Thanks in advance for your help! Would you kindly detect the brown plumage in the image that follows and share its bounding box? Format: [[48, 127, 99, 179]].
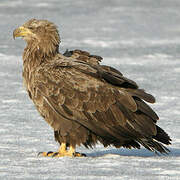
[[13, 19, 171, 157]]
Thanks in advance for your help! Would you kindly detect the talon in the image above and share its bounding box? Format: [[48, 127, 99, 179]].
[[47, 151, 54, 156], [38, 151, 56, 157], [73, 152, 86, 157], [38, 152, 50, 157], [52, 152, 59, 157], [38, 152, 43, 156], [37, 143, 86, 158]]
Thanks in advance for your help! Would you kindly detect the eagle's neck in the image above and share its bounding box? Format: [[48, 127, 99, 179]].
[[22, 42, 59, 92], [23, 41, 59, 63], [23, 41, 59, 69]]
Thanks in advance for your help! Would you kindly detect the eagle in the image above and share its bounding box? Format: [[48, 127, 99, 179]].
[[13, 19, 171, 157]]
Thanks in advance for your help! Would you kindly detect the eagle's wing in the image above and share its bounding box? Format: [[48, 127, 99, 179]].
[[63, 49, 102, 65], [33, 55, 159, 148], [63, 49, 155, 103]]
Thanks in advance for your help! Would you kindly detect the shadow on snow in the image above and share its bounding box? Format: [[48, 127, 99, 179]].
[[85, 147, 180, 158]]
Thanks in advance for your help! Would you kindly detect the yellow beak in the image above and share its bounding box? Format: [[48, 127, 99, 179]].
[[13, 26, 33, 39]]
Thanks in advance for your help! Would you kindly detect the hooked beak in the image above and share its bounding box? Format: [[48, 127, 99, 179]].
[[13, 26, 33, 40]]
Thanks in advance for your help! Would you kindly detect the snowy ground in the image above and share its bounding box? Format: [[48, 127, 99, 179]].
[[0, 0, 180, 179]]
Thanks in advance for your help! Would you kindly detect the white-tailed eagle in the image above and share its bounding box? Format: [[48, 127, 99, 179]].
[[13, 19, 171, 157]]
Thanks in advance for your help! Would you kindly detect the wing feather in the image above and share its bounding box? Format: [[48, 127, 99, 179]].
[[33, 57, 158, 148]]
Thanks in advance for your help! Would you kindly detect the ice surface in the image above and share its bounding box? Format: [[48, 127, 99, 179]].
[[0, 0, 180, 179]]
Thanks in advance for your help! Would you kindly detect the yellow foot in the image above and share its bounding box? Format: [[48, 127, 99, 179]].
[[38, 151, 86, 157]]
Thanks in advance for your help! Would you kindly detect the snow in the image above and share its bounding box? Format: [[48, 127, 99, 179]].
[[0, 0, 180, 179]]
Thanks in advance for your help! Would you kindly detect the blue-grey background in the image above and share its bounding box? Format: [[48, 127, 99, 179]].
[[0, 0, 180, 179]]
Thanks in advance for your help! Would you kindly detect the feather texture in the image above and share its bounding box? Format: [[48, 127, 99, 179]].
[[14, 19, 171, 154]]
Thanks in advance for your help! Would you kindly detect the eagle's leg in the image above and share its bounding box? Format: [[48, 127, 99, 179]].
[[39, 143, 86, 157], [53, 144, 86, 157], [68, 145, 86, 157], [38, 142, 67, 157]]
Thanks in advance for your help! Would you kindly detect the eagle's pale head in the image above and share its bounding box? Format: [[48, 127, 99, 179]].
[[13, 19, 60, 56]]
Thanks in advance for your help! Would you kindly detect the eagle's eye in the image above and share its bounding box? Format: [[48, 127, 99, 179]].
[[28, 26, 34, 30]]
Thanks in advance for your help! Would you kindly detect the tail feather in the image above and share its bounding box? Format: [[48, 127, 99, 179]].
[[122, 140, 141, 149], [153, 125, 171, 145], [138, 138, 170, 154]]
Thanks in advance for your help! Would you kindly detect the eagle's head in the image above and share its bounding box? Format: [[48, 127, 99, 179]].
[[13, 19, 60, 56]]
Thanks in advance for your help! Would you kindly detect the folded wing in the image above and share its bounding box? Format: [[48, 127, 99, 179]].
[[33, 52, 170, 153]]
